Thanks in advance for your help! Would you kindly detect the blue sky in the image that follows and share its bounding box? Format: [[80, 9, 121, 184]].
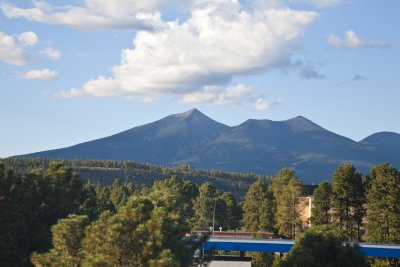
[[1, 0, 399, 158]]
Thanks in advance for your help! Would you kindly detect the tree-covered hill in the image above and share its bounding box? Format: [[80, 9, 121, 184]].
[[3, 157, 269, 199]]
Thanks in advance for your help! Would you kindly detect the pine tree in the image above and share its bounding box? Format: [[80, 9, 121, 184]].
[[311, 180, 332, 226], [331, 163, 366, 241], [243, 180, 275, 233], [31, 215, 89, 267], [192, 183, 218, 231], [277, 226, 368, 267], [275, 178, 303, 238], [366, 163, 400, 243], [270, 169, 303, 238], [220, 192, 241, 230]]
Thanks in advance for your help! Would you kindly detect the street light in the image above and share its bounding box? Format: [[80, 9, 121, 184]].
[[212, 197, 216, 235]]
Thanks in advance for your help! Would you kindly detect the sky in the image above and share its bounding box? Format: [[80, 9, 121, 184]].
[[1, 0, 399, 158]]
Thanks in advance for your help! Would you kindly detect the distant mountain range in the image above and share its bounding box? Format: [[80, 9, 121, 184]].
[[19, 109, 400, 184]]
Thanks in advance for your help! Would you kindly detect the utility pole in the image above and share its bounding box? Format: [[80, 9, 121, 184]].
[[212, 197, 216, 235]]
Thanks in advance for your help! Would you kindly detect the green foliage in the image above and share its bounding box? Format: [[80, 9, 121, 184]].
[[331, 163, 366, 241], [94, 184, 114, 214], [109, 178, 129, 209], [366, 163, 400, 243], [0, 162, 88, 266], [278, 226, 369, 267], [81, 195, 193, 266], [246, 251, 276, 267], [243, 180, 275, 232], [151, 176, 198, 222], [370, 259, 392, 267], [192, 182, 241, 231], [78, 183, 98, 220], [21, 169, 205, 267], [4, 157, 268, 199], [5, 157, 400, 266], [311, 180, 332, 226], [31, 214, 89, 267], [272, 169, 304, 238], [193, 182, 218, 230], [0, 167, 28, 266], [220, 192, 242, 230]]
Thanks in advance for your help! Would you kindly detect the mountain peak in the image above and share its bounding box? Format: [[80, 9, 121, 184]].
[[361, 131, 400, 144], [173, 108, 202, 118], [285, 116, 325, 133]]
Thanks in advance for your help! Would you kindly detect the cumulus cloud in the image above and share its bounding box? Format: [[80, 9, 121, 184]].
[[43, 46, 61, 59], [328, 30, 389, 49], [179, 84, 280, 110], [181, 84, 247, 103], [0, 31, 38, 65], [17, 31, 38, 46], [14, 68, 58, 80], [254, 98, 282, 110], [0, 0, 190, 30], [63, 0, 317, 104]]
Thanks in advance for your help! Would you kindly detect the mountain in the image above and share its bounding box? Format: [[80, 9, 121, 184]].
[[19, 109, 400, 184], [360, 132, 400, 167]]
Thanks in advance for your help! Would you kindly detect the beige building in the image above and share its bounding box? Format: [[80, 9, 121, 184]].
[[299, 196, 313, 228]]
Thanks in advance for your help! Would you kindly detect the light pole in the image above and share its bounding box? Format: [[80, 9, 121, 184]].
[[212, 197, 216, 235]]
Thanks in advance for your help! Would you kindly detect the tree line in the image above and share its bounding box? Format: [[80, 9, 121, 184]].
[[1, 159, 400, 266], [3, 157, 270, 199], [0, 161, 242, 266]]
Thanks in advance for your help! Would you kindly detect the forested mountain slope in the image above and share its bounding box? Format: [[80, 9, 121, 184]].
[[18, 109, 400, 183]]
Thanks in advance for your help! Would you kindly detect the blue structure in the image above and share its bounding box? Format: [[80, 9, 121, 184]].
[[204, 238, 400, 258]]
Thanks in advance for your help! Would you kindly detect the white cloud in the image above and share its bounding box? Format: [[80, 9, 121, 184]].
[[297, 0, 343, 7], [180, 84, 251, 105], [0, 0, 189, 30], [43, 47, 61, 59], [65, 0, 317, 103], [180, 84, 280, 110], [0, 31, 38, 65], [14, 69, 58, 80], [328, 30, 389, 49], [254, 98, 281, 110], [17, 31, 38, 46]]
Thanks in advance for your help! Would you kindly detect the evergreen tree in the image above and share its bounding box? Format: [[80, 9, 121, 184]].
[[243, 179, 277, 266], [150, 175, 199, 232], [220, 192, 241, 230], [331, 164, 366, 241], [366, 163, 400, 243], [311, 180, 332, 226], [31, 215, 89, 267], [270, 169, 303, 238], [78, 182, 98, 220], [277, 226, 368, 267], [0, 164, 28, 267], [109, 178, 129, 209], [82, 196, 193, 266], [275, 178, 303, 238], [0, 162, 88, 266], [243, 180, 275, 233], [271, 168, 294, 198], [193, 183, 218, 230], [95, 184, 114, 214]]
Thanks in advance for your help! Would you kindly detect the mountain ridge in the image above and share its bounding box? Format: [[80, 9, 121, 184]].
[[17, 109, 400, 183]]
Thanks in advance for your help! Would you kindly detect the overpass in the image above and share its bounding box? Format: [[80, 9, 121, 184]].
[[204, 238, 400, 258]]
